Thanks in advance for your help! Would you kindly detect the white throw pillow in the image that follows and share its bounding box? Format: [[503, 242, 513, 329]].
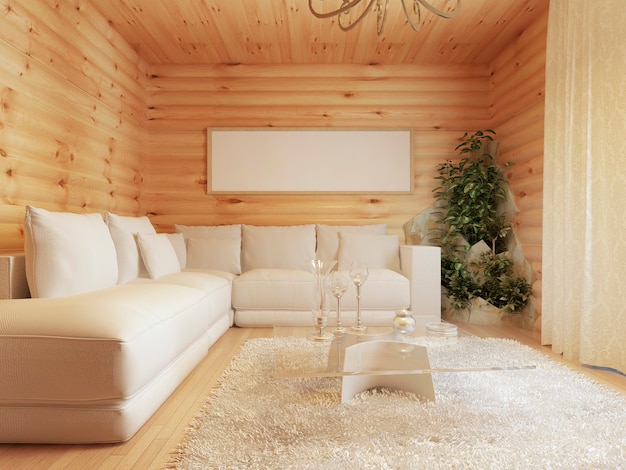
[[23, 206, 118, 298], [165, 233, 187, 269], [104, 212, 156, 284], [241, 225, 316, 271], [186, 238, 242, 274], [337, 231, 401, 273], [136, 233, 181, 279], [316, 224, 387, 261], [174, 224, 241, 240]]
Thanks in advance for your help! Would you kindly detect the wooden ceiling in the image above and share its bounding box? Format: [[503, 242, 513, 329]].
[[91, 0, 549, 66]]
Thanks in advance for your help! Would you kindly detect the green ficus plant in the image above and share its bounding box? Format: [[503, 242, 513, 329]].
[[433, 129, 509, 249], [433, 130, 532, 314]]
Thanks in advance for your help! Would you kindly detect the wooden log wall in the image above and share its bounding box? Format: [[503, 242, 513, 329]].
[[143, 63, 493, 240], [0, 0, 546, 328], [490, 8, 548, 329], [0, 0, 148, 252]]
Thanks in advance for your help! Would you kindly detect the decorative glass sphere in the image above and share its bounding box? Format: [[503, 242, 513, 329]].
[[392, 309, 416, 334]]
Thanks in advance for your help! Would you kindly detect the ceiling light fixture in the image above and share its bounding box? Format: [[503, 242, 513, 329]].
[[308, 0, 460, 36]]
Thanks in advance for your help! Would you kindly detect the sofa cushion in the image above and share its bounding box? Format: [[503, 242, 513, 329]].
[[241, 224, 316, 271], [335, 268, 410, 309], [186, 238, 242, 274], [337, 231, 401, 273], [316, 224, 387, 261], [105, 213, 156, 284], [174, 224, 241, 240], [232, 267, 409, 312], [0, 282, 210, 405], [165, 233, 187, 269], [23, 206, 118, 298], [136, 233, 181, 279], [232, 268, 315, 310]]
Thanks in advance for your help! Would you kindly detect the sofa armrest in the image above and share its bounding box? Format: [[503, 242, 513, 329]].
[[399, 245, 441, 324], [0, 254, 30, 299]]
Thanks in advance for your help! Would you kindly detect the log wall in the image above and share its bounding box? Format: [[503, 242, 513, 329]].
[[143, 63, 492, 239], [0, 1, 546, 328], [490, 8, 548, 328], [0, 1, 148, 252]]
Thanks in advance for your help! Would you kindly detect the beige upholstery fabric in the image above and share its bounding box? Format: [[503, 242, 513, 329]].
[[0, 254, 29, 299], [186, 238, 242, 274], [105, 213, 156, 284], [136, 233, 181, 279], [241, 224, 315, 271], [174, 224, 241, 239], [23, 206, 118, 298], [165, 233, 187, 269], [315, 224, 387, 261], [337, 232, 401, 272]]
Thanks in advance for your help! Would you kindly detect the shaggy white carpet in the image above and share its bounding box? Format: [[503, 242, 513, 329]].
[[169, 336, 626, 469]]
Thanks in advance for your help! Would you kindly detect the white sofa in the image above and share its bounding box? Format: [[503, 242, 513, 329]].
[[0, 207, 232, 444], [0, 208, 440, 444], [175, 222, 440, 327]]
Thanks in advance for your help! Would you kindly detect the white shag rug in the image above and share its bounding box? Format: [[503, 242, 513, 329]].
[[168, 336, 626, 469]]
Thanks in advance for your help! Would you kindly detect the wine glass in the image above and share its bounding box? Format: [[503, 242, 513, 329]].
[[328, 271, 349, 335], [307, 308, 333, 342], [349, 261, 369, 333]]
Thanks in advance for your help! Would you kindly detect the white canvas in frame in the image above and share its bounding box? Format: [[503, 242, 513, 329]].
[[208, 129, 413, 193]]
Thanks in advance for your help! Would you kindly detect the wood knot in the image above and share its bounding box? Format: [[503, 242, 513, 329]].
[[370, 198, 381, 204]]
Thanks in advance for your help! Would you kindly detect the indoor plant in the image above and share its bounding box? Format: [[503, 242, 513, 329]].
[[432, 130, 532, 319]]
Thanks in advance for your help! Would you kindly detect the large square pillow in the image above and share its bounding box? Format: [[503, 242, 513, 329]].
[[316, 224, 387, 261], [241, 225, 316, 271], [136, 233, 181, 279], [23, 206, 118, 298], [165, 233, 187, 269], [337, 231, 401, 273], [186, 238, 242, 274], [174, 224, 241, 240], [104, 212, 156, 284]]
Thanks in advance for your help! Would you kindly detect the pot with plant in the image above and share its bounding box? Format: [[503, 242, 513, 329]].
[[431, 130, 532, 323]]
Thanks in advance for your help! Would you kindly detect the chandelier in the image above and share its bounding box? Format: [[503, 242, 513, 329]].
[[308, 0, 461, 35]]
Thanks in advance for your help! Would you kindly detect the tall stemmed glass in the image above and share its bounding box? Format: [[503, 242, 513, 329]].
[[349, 261, 369, 333], [328, 271, 349, 336], [306, 259, 336, 342]]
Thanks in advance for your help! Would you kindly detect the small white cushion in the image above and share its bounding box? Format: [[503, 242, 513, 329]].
[[136, 233, 181, 279], [174, 224, 241, 240], [241, 224, 316, 271], [186, 238, 242, 274], [165, 233, 187, 269], [316, 224, 387, 261], [23, 206, 118, 298], [104, 213, 156, 284], [337, 232, 401, 272]]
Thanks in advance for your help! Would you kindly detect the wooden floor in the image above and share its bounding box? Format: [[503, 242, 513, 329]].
[[1, 324, 625, 469]]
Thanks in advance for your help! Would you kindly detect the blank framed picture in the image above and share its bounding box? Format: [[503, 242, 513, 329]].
[[208, 128, 413, 193]]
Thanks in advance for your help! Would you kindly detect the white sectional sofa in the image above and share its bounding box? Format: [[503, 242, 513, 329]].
[[0, 207, 440, 444]]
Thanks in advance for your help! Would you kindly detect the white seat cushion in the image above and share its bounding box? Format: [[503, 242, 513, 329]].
[[232, 269, 314, 310], [232, 268, 409, 311]]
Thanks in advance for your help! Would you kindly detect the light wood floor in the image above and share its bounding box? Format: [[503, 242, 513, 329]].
[[1, 324, 625, 469]]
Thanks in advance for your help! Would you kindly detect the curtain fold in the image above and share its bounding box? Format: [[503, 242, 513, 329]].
[[542, 0, 626, 373]]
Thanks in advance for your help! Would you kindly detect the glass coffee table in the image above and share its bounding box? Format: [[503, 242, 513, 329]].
[[271, 324, 535, 403]]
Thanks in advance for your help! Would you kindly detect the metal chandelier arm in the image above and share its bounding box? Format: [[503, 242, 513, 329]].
[[338, 0, 379, 32], [308, 0, 368, 19], [309, 0, 461, 35]]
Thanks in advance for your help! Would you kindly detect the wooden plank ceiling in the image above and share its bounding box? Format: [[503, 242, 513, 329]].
[[90, 0, 549, 65]]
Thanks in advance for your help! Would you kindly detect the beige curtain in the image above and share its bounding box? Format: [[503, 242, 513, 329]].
[[543, 0, 626, 373]]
